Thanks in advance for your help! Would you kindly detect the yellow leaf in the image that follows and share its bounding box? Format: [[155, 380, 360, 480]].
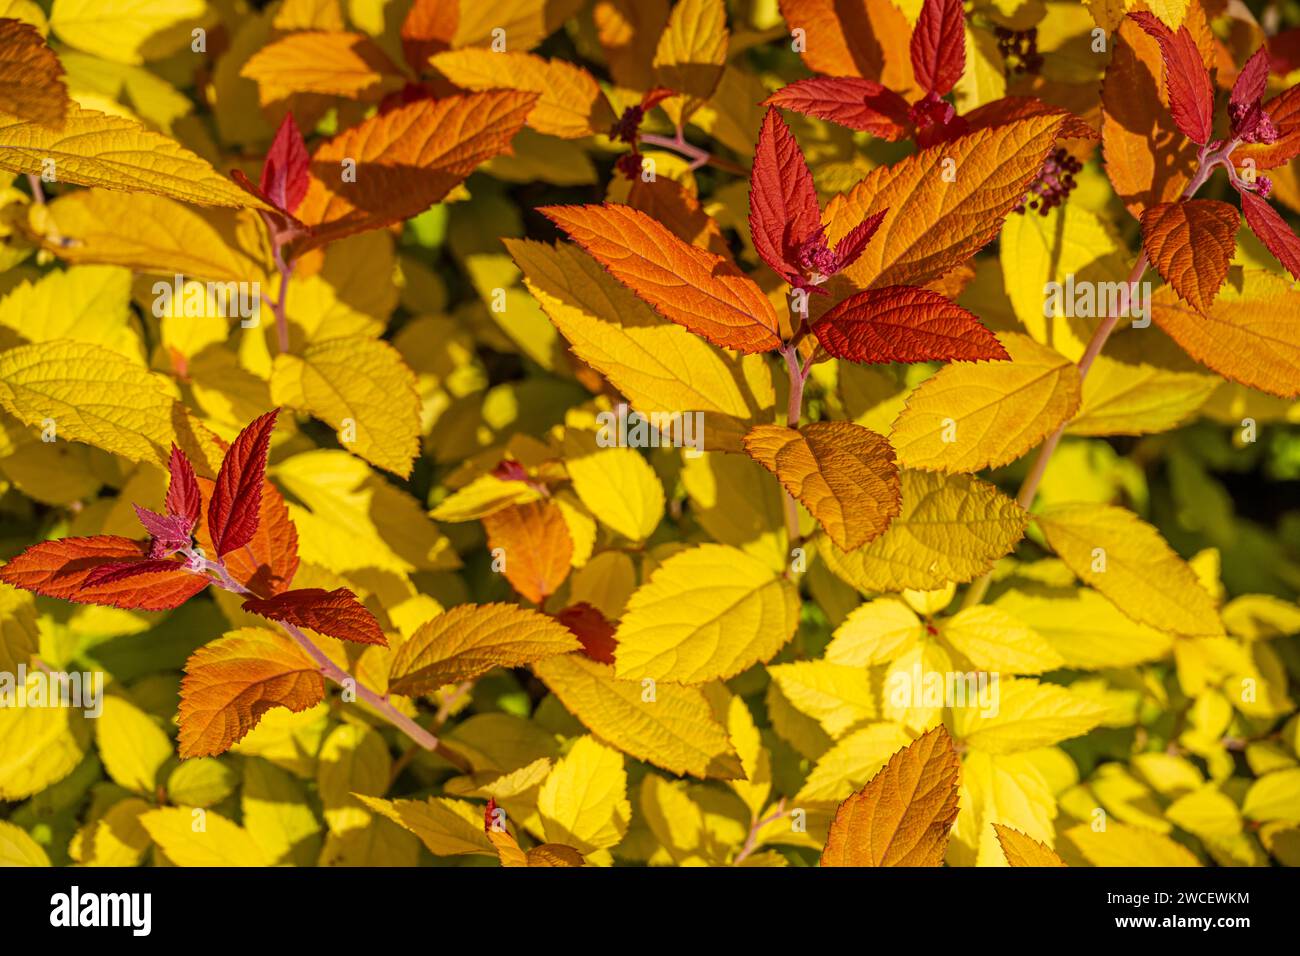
[[948, 677, 1108, 753], [797, 722, 914, 804], [0, 264, 142, 362], [820, 726, 961, 866], [510, 239, 773, 454], [890, 333, 1081, 473], [1065, 821, 1201, 866], [452, 0, 583, 51], [614, 543, 800, 683], [165, 758, 236, 807], [0, 672, 91, 800], [1243, 768, 1300, 823], [0, 102, 268, 209], [1035, 502, 1224, 637], [652, 0, 728, 127], [1222, 594, 1300, 641], [0, 819, 49, 866], [994, 823, 1067, 866], [271, 335, 422, 477], [140, 806, 273, 866], [431, 50, 615, 138], [681, 451, 787, 572], [72, 797, 153, 866], [241, 757, 322, 866], [819, 470, 1028, 592], [538, 736, 631, 854], [938, 605, 1065, 674], [743, 421, 900, 550], [533, 653, 742, 779], [96, 695, 172, 795], [993, 584, 1175, 668], [563, 432, 665, 542], [317, 723, 391, 834], [951, 749, 1055, 866], [726, 693, 771, 819], [768, 660, 876, 738], [388, 603, 581, 695], [429, 472, 542, 522], [50, 0, 208, 64], [825, 598, 923, 666], [0, 583, 38, 675], [354, 794, 494, 856]]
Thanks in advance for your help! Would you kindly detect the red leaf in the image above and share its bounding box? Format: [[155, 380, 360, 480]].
[[196, 476, 299, 599], [208, 409, 278, 558], [1231, 47, 1270, 111], [763, 78, 911, 139], [83, 558, 189, 589], [1270, 28, 1300, 75], [260, 113, 310, 215], [811, 286, 1008, 364], [0, 536, 207, 611], [910, 0, 966, 96], [832, 209, 886, 273], [1130, 12, 1215, 145], [165, 443, 201, 529], [242, 587, 388, 647], [1237, 86, 1300, 169], [749, 107, 823, 284], [1240, 189, 1300, 282], [556, 602, 618, 665], [133, 505, 193, 555]]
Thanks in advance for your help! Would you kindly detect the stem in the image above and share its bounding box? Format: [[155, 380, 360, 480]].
[[271, 242, 293, 354], [960, 140, 1236, 610], [779, 344, 805, 569], [26, 173, 45, 205], [734, 799, 788, 864], [197, 552, 470, 770], [638, 132, 747, 176]]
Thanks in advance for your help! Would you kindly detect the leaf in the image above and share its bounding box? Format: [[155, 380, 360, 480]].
[[293, 91, 536, 254], [613, 543, 800, 683], [177, 627, 325, 759], [44, 189, 262, 282], [797, 722, 912, 804], [242, 587, 387, 647], [1128, 11, 1214, 145], [0, 102, 270, 210], [481, 500, 572, 605], [938, 605, 1065, 674], [994, 584, 1175, 669], [208, 409, 277, 557], [812, 286, 1008, 364], [400, 0, 457, 70], [652, 0, 728, 127], [1035, 502, 1223, 637], [820, 726, 961, 866], [48, 0, 207, 65], [140, 807, 272, 867], [910, 0, 966, 96], [318, 724, 390, 835], [389, 603, 581, 694], [543, 203, 782, 354], [994, 823, 1067, 867], [777, 0, 916, 94], [356, 795, 494, 856], [242, 758, 322, 865], [0, 671, 89, 800], [563, 433, 665, 542], [195, 474, 299, 599], [166, 444, 201, 529], [1243, 768, 1300, 823], [1140, 199, 1238, 311], [889, 333, 1080, 472], [0, 819, 50, 866], [767, 660, 876, 738], [260, 112, 309, 215], [0, 584, 38, 675], [948, 677, 1108, 753], [826, 597, 923, 666], [819, 471, 1028, 592], [96, 696, 172, 795], [1235, 86, 1300, 170], [822, 114, 1067, 289], [533, 652, 743, 779], [241, 31, 402, 102], [743, 421, 900, 550], [1151, 270, 1300, 399], [557, 602, 618, 665], [537, 736, 631, 854], [951, 750, 1055, 866], [0, 264, 140, 361], [1240, 189, 1300, 283], [0, 18, 67, 127], [763, 77, 910, 139], [270, 335, 421, 477], [748, 107, 823, 285], [431, 50, 616, 139], [509, 239, 773, 454], [1065, 821, 1201, 867], [0, 535, 206, 611]]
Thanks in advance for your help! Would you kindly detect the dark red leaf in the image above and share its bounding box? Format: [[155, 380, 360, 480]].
[[1231, 47, 1270, 111], [83, 558, 189, 589], [749, 107, 824, 284], [243, 587, 388, 647], [165, 443, 201, 529], [910, 0, 966, 96], [1130, 11, 1215, 145], [1240, 189, 1300, 281], [208, 409, 279, 558], [260, 113, 310, 215], [0, 536, 207, 611], [556, 602, 618, 665], [811, 286, 1008, 364], [763, 78, 911, 139], [832, 209, 887, 273]]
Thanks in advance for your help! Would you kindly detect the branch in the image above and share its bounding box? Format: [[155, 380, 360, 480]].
[[778, 342, 805, 573], [638, 131, 747, 176]]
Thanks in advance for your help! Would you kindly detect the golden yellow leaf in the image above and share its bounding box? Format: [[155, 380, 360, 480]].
[[947, 677, 1109, 753], [242, 31, 402, 103], [993, 823, 1068, 866], [1065, 821, 1201, 866], [354, 794, 494, 856], [49, 0, 208, 65], [537, 735, 630, 854], [139, 807, 272, 866], [652, 0, 728, 126]]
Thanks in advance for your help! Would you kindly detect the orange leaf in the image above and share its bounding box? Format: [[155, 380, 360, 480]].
[[993, 824, 1067, 867], [778, 0, 918, 97], [820, 725, 961, 866], [242, 587, 388, 647], [1151, 271, 1300, 398], [1235, 86, 1300, 171], [481, 500, 573, 605], [401, 0, 458, 71], [626, 177, 730, 257], [241, 31, 404, 103], [293, 91, 537, 254], [0, 535, 206, 611], [0, 19, 67, 128], [542, 202, 782, 353], [178, 628, 325, 758], [195, 476, 299, 600], [1140, 199, 1238, 312], [743, 421, 900, 551], [823, 115, 1067, 290]]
